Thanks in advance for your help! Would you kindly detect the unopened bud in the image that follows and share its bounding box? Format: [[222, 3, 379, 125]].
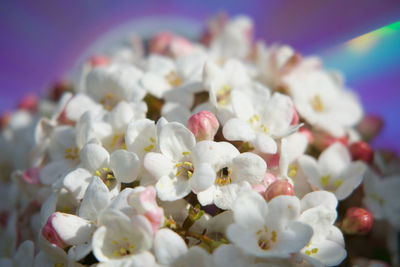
[[89, 55, 110, 67], [187, 111, 219, 141], [314, 131, 347, 150], [265, 180, 294, 202], [17, 94, 38, 112], [22, 167, 41, 185], [342, 207, 373, 235], [357, 114, 383, 142], [42, 212, 94, 248], [349, 141, 373, 164], [149, 32, 194, 58]]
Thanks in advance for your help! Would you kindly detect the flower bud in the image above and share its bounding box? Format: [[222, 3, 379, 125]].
[[349, 141, 373, 164], [17, 94, 38, 112], [265, 180, 294, 202], [0, 111, 10, 130], [149, 32, 194, 58], [42, 212, 94, 248], [89, 55, 110, 67], [298, 127, 314, 143], [357, 114, 383, 142], [22, 167, 41, 185], [342, 207, 373, 235], [187, 111, 219, 141]]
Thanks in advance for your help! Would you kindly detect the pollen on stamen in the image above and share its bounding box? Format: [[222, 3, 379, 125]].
[[182, 151, 190, 155], [144, 144, 155, 152]]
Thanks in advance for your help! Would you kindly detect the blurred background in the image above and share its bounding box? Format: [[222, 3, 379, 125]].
[[1, 0, 399, 151]]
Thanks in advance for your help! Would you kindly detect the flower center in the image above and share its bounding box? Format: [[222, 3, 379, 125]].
[[216, 84, 231, 106], [100, 93, 119, 111], [248, 114, 268, 133], [64, 147, 79, 160], [320, 175, 343, 190], [112, 237, 135, 257], [143, 137, 156, 152], [303, 242, 319, 256], [166, 71, 182, 87], [310, 95, 324, 112], [175, 152, 194, 179], [215, 167, 232, 186], [95, 167, 117, 189], [256, 226, 277, 251], [110, 133, 126, 150]]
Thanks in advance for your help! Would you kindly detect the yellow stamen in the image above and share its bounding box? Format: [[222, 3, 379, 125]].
[[144, 144, 155, 152], [184, 161, 192, 166], [271, 230, 277, 242], [333, 179, 343, 188], [311, 248, 318, 254], [311, 95, 324, 112], [320, 175, 331, 187], [187, 171, 193, 178], [175, 162, 182, 167], [149, 137, 156, 143], [182, 151, 190, 155], [305, 250, 311, 256]]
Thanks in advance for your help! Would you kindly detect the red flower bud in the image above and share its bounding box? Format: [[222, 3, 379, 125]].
[[349, 141, 374, 164], [265, 180, 294, 202], [342, 207, 373, 235]]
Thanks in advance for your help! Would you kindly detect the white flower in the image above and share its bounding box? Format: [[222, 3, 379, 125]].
[[363, 169, 400, 230], [0, 240, 34, 267], [86, 63, 146, 110], [141, 53, 207, 101], [204, 59, 252, 124], [226, 190, 313, 258], [144, 122, 204, 201], [283, 68, 363, 137], [208, 15, 253, 61], [298, 191, 346, 267], [195, 141, 267, 209], [223, 83, 297, 154], [298, 143, 367, 200], [92, 210, 153, 262]]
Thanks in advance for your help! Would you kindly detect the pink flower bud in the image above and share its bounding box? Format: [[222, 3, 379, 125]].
[[89, 55, 110, 67], [290, 106, 299, 125], [261, 153, 280, 168], [265, 180, 294, 202], [299, 127, 314, 143], [349, 141, 373, 164], [149, 32, 194, 58], [357, 114, 383, 142], [314, 131, 347, 150], [342, 207, 373, 235], [22, 167, 41, 185], [48, 80, 71, 102], [264, 172, 277, 187], [17, 94, 38, 112], [42, 213, 67, 248], [42, 212, 94, 247], [187, 111, 219, 141], [0, 111, 10, 130]]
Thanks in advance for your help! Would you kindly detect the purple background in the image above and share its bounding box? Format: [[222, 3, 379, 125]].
[[1, 0, 399, 151]]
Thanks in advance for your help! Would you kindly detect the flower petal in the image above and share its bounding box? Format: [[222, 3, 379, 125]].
[[110, 150, 141, 183]]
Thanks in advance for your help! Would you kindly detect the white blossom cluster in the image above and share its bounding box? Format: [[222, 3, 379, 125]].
[[1, 13, 399, 267]]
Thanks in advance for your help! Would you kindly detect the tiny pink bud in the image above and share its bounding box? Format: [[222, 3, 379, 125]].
[[349, 141, 374, 164], [150, 32, 193, 57], [290, 106, 299, 125], [22, 167, 41, 185], [262, 153, 280, 168], [265, 180, 294, 202], [314, 131, 347, 150], [42, 213, 67, 248], [17, 94, 38, 112], [187, 111, 219, 141], [264, 172, 277, 188], [357, 114, 383, 142], [299, 127, 314, 143], [342, 207, 373, 235], [0, 112, 10, 130], [89, 55, 110, 67]]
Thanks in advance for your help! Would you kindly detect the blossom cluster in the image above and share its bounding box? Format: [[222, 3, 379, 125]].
[[1, 13, 399, 267]]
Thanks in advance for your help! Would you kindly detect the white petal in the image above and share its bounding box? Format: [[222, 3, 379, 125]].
[[141, 72, 170, 98], [318, 143, 350, 177], [110, 150, 141, 183], [154, 229, 187, 265], [254, 133, 277, 154], [191, 163, 216, 193], [161, 102, 191, 124], [334, 161, 366, 200], [301, 191, 338, 212], [62, 168, 93, 200], [143, 152, 174, 180], [213, 244, 254, 267], [223, 118, 255, 142], [40, 160, 73, 185], [159, 122, 195, 161], [303, 239, 347, 267], [13, 240, 34, 267], [274, 221, 313, 256], [108, 101, 134, 132], [230, 152, 266, 184], [52, 213, 94, 245], [267, 195, 301, 224], [125, 119, 157, 159], [80, 143, 110, 173], [171, 246, 214, 267], [79, 176, 111, 221], [298, 155, 322, 188], [232, 190, 267, 228], [156, 176, 191, 201], [197, 186, 215, 206]]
